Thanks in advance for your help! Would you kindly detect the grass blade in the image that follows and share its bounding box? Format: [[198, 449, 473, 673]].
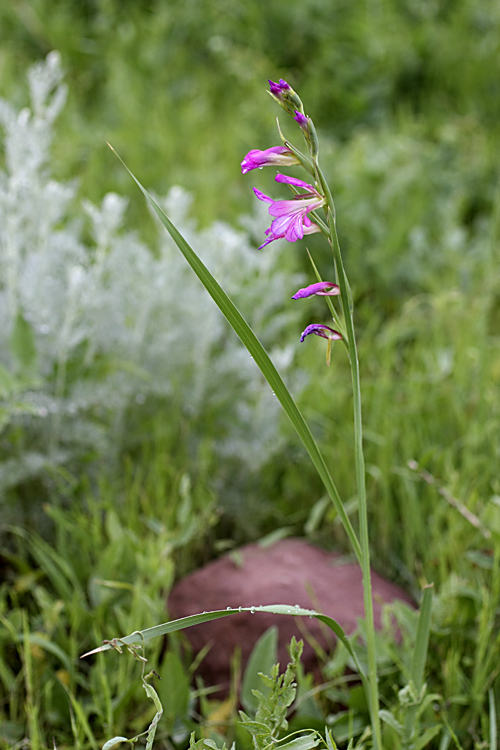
[[109, 145, 361, 563], [411, 583, 434, 693], [490, 689, 497, 750], [81, 604, 372, 715]]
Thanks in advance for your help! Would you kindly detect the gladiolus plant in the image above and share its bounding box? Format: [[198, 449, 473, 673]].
[[87, 77, 435, 750]]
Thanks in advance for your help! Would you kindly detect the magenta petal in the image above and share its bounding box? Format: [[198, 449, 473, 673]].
[[258, 236, 275, 249], [241, 146, 298, 174], [300, 324, 342, 343], [285, 212, 306, 242], [275, 173, 316, 191], [253, 187, 273, 204], [269, 78, 290, 95], [292, 282, 340, 299], [270, 211, 303, 241], [294, 111, 308, 127], [268, 197, 309, 218]]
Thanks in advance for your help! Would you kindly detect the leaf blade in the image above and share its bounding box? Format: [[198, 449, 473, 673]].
[[108, 145, 361, 563]]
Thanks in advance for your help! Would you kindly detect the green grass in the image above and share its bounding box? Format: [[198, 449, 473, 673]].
[[0, 429, 218, 749], [1, 0, 500, 747]]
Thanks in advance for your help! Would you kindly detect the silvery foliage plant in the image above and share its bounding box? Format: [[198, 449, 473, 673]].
[[0, 52, 305, 500]]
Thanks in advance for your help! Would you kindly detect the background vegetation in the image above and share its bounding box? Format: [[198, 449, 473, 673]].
[[0, 0, 499, 748]]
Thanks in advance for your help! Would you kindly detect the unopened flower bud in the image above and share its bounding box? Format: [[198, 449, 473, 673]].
[[294, 111, 319, 158], [268, 78, 304, 117]]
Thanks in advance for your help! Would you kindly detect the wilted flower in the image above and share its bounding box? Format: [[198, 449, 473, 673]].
[[254, 173, 324, 249], [292, 281, 340, 299], [241, 146, 299, 174], [299, 323, 342, 365]]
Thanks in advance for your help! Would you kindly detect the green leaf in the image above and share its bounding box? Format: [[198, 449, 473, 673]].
[[379, 709, 404, 735], [413, 725, 442, 750], [64, 685, 99, 750], [10, 311, 37, 373], [241, 626, 278, 714], [143, 681, 162, 713], [238, 716, 269, 733], [109, 145, 361, 564], [277, 734, 321, 750], [16, 633, 72, 671], [324, 728, 337, 750], [411, 584, 433, 692], [489, 689, 497, 750], [80, 604, 364, 685], [0, 364, 19, 398], [81, 605, 313, 657], [158, 649, 190, 731], [102, 738, 131, 750]]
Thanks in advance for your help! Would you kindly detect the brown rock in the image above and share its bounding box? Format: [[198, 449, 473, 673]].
[[168, 538, 413, 693]]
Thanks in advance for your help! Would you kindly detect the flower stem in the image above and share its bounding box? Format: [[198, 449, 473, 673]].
[[317, 165, 383, 750]]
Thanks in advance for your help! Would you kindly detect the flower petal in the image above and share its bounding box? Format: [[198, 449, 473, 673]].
[[294, 111, 308, 128], [300, 324, 342, 343], [292, 282, 340, 299], [253, 187, 273, 205], [269, 78, 291, 96], [275, 173, 317, 192], [267, 196, 316, 218], [241, 146, 299, 174]]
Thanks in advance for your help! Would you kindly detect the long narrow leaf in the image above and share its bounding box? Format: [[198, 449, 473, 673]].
[[411, 583, 434, 693], [80, 605, 363, 675], [490, 689, 497, 750], [403, 583, 434, 745], [109, 146, 361, 563], [81, 603, 371, 724]]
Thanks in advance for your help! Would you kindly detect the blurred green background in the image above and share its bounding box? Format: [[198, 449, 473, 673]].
[[2, 0, 499, 225]]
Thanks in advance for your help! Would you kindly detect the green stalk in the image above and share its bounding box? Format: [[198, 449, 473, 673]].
[[316, 165, 382, 750]]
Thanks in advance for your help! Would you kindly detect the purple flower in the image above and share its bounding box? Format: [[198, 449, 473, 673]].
[[292, 281, 340, 299], [294, 111, 308, 128], [300, 324, 342, 343], [241, 146, 299, 175], [268, 78, 291, 97], [253, 173, 325, 249], [268, 79, 303, 115], [300, 324, 342, 365]]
